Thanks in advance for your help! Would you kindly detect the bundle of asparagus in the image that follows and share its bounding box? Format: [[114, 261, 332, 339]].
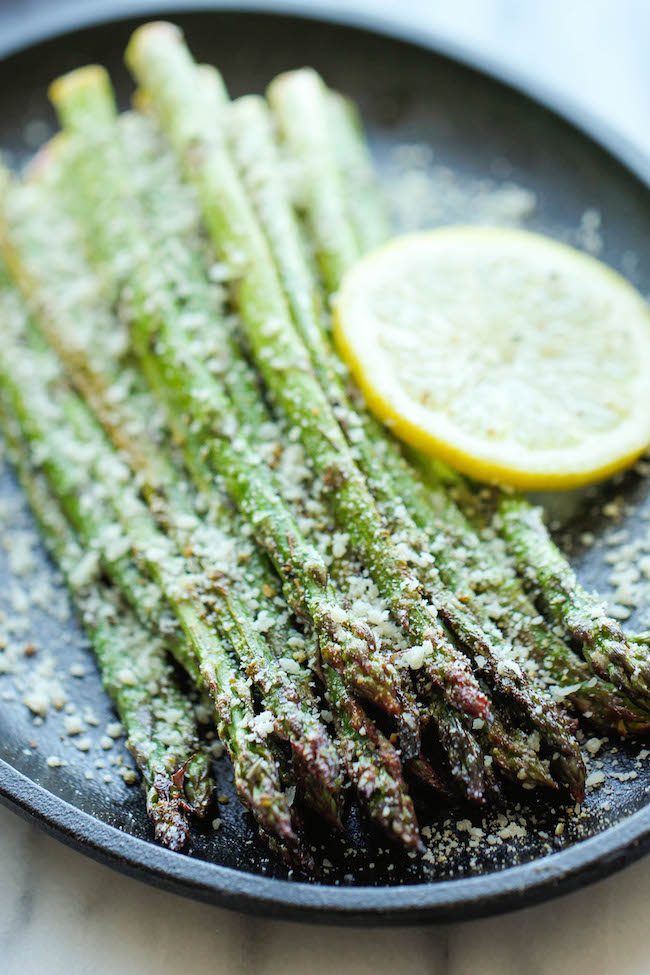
[[0, 20, 648, 867]]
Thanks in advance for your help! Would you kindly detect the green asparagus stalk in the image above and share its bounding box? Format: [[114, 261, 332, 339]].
[[318, 81, 650, 718], [0, 239, 504, 843], [429, 500, 650, 735], [1, 168, 343, 827], [275, 66, 650, 741], [484, 717, 555, 792], [127, 38, 573, 797], [129, 45, 494, 796], [64, 368, 343, 825], [49, 64, 412, 727], [9, 127, 283, 662], [120, 110, 329, 679], [122, 107, 425, 764], [1, 409, 211, 849], [57, 321, 342, 820], [631, 633, 650, 646], [228, 92, 578, 792], [125, 25, 493, 736], [120, 104, 273, 445], [0, 297, 305, 863], [55, 75, 426, 843], [497, 495, 650, 706], [405, 754, 452, 798], [13, 115, 422, 847], [180, 419, 422, 846], [325, 664, 422, 850], [267, 69, 358, 290], [121, 114, 423, 843], [226, 90, 584, 798], [172, 428, 422, 846], [325, 90, 392, 253], [265, 78, 461, 526]]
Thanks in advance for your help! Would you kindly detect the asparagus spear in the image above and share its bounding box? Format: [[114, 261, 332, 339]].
[[428, 497, 650, 734], [1, 169, 343, 827], [267, 69, 358, 291], [123, 45, 492, 796], [497, 495, 650, 706], [406, 755, 452, 798], [320, 80, 650, 718], [274, 67, 650, 740], [127, 41, 573, 797], [116, 122, 423, 846], [59, 317, 341, 818], [263, 73, 468, 546], [0, 296, 305, 863], [120, 104, 273, 445], [79, 371, 343, 827], [270, 68, 649, 763], [227, 90, 584, 797], [11, 121, 422, 847], [9, 128, 291, 668], [325, 664, 422, 850], [1, 407, 211, 849], [181, 424, 422, 846], [2, 187, 408, 848], [106, 133, 422, 843], [112, 119, 334, 692], [325, 90, 392, 253], [49, 64, 411, 725], [121, 109, 427, 764], [125, 24, 492, 733]]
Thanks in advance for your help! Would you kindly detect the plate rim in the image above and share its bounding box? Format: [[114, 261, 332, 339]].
[[1, 0, 649, 192], [1, 1, 650, 925], [4, 756, 650, 924]]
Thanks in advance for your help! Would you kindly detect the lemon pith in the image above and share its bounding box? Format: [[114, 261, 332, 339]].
[[334, 227, 650, 490]]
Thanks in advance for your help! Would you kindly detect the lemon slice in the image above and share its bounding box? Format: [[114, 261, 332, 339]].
[[334, 226, 650, 489]]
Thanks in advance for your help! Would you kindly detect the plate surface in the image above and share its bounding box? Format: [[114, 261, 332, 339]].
[[0, 4, 649, 924]]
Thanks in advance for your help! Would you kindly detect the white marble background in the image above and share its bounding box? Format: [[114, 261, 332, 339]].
[[2, 2, 650, 973]]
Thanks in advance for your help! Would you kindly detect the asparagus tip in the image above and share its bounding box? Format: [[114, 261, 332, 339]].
[[125, 20, 183, 69], [406, 755, 452, 799], [290, 741, 343, 830], [258, 825, 316, 874], [396, 705, 421, 762], [48, 64, 109, 108], [146, 775, 192, 852], [553, 755, 586, 804], [175, 754, 213, 818]]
